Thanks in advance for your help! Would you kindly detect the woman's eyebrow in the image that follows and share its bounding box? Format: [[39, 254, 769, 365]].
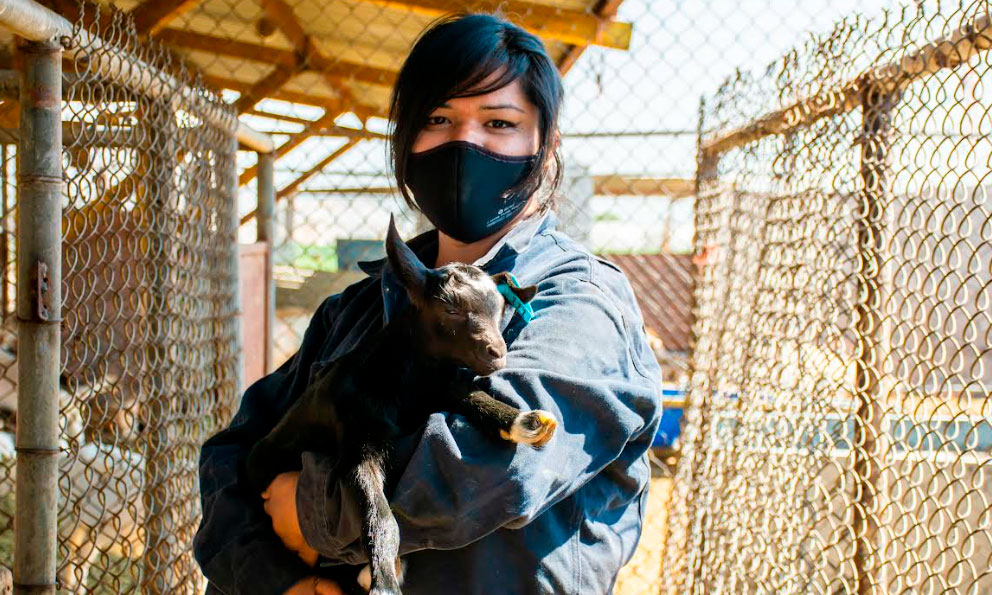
[[435, 102, 525, 112], [481, 104, 524, 112]]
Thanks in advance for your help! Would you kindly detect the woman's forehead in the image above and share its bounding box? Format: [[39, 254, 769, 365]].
[[439, 79, 536, 113]]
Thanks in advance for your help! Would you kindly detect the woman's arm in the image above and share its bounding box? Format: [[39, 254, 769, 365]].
[[193, 294, 342, 594], [295, 274, 663, 561]]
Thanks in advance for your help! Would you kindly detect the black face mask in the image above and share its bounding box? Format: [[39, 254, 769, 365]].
[[405, 140, 538, 243]]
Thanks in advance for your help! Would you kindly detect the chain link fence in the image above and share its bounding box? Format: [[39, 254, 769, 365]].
[[666, 2, 992, 593], [163, 0, 899, 592], [5, 0, 973, 593], [0, 1, 241, 593]]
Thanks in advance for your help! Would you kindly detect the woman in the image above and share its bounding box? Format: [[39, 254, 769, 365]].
[[194, 13, 662, 595]]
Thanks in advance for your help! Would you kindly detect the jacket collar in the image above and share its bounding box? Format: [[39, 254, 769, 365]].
[[356, 210, 557, 277], [361, 210, 556, 326]]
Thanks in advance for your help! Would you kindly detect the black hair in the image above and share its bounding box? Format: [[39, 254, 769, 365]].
[[388, 12, 565, 214]]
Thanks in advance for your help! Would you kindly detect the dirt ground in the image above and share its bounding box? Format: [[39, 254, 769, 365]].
[[614, 476, 673, 595]]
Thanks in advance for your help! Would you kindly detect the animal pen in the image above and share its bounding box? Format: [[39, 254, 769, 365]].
[[665, 3, 992, 595], [0, 0, 989, 593]]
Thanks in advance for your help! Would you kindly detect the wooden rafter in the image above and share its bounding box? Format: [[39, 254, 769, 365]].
[[240, 138, 362, 225], [594, 176, 695, 198], [204, 75, 385, 121], [158, 29, 298, 66], [247, 109, 314, 125], [278, 138, 362, 198], [204, 74, 338, 111], [235, 0, 368, 193], [558, 0, 626, 75], [234, 64, 300, 114], [158, 29, 397, 87], [296, 175, 696, 198], [130, 0, 203, 36], [0, 102, 17, 129], [238, 108, 341, 186], [252, 125, 388, 140], [353, 0, 632, 50], [260, 0, 308, 50]]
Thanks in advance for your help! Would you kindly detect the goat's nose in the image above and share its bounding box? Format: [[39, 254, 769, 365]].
[[486, 344, 503, 359]]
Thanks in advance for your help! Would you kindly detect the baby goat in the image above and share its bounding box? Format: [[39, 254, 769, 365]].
[[245, 215, 558, 595]]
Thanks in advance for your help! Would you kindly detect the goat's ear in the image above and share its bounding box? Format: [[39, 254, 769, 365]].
[[492, 272, 539, 304], [385, 214, 428, 304]]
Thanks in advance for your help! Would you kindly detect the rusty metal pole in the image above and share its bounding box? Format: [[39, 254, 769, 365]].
[[2, 144, 10, 319], [256, 151, 275, 373], [229, 135, 244, 397], [13, 36, 61, 595], [139, 97, 177, 595], [853, 83, 897, 595]]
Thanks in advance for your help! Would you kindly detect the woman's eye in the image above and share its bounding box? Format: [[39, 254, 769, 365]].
[[488, 120, 516, 129], [426, 115, 448, 126]]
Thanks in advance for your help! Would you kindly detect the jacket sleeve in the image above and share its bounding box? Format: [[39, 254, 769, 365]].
[[193, 293, 341, 595], [296, 275, 663, 562]]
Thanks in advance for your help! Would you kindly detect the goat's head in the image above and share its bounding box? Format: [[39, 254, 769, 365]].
[[385, 215, 538, 375]]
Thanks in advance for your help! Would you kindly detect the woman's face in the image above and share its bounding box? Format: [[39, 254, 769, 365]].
[[412, 77, 541, 157]]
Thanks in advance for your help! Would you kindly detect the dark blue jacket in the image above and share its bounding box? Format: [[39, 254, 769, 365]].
[[194, 211, 663, 594]]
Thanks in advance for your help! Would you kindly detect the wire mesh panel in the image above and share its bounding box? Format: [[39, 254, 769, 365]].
[[0, 0, 957, 592], [667, 3, 992, 593], [0, 2, 240, 593], [153, 0, 906, 591]]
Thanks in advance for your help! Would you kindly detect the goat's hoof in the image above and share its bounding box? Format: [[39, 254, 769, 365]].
[[501, 410, 557, 448], [357, 558, 405, 592]]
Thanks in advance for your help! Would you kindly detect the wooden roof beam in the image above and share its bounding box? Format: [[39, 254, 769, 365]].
[[158, 29, 397, 87], [238, 108, 343, 186], [558, 0, 626, 75], [240, 138, 362, 224], [295, 175, 696, 197], [257, 0, 372, 122], [593, 175, 695, 198], [234, 63, 300, 114], [202, 74, 384, 118], [260, 0, 308, 50], [277, 138, 362, 199], [228, 0, 375, 187], [353, 0, 632, 50], [247, 108, 314, 125], [130, 0, 203, 36], [251, 124, 388, 140]]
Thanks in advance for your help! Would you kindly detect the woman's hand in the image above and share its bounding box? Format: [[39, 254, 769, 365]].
[[283, 577, 343, 595], [262, 471, 320, 567]]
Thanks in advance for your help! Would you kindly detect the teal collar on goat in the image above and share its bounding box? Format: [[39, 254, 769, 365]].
[[361, 211, 556, 326], [495, 272, 534, 324]]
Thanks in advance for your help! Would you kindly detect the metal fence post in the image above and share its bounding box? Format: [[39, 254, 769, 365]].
[[2, 144, 10, 319], [256, 151, 275, 373], [14, 36, 61, 595], [853, 83, 897, 595], [139, 96, 179, 595], [230, 135, 244, 397]]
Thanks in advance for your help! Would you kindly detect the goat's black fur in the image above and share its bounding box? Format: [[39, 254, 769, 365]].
[[245, 216, 555, 595]]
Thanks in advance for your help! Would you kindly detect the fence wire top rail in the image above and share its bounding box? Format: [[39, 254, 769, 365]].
[[701, 9, 992, 158], [667, 2, 992, 594]]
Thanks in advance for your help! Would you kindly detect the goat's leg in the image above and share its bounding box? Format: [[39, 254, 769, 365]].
[[347, 452, 402, 595], [447, 388, 557, 448]]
